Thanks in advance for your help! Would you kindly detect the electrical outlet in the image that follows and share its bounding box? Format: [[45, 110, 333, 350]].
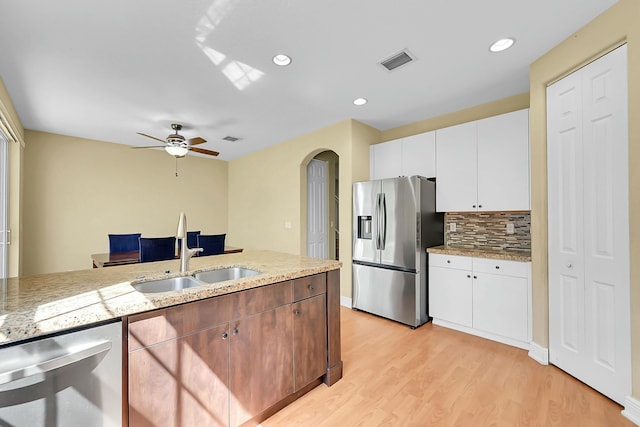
[[449, 222, 457, 232], [506, 223, 515, 234]]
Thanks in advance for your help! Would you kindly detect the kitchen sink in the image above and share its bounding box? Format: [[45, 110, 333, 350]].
[[132, 276, 206, 293], [194, 267, 262, 284]]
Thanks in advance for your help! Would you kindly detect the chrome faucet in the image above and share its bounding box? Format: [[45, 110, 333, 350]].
[[176, 212, 203, 273]]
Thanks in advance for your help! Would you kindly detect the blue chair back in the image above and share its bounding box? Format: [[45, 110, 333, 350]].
[[197, 234, 226, 256], [139, 237, 176, 263], [109, 233, 141, 253], [177, 231, 201, 251]]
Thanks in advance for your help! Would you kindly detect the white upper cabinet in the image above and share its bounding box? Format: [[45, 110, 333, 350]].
[[434, 122, 477, 212], [435, 109, 530, 212], [477, 109, 530, 211], [370, 131, 436, 180], [370, 139, 402, 180], [401, 131, 436, 178]]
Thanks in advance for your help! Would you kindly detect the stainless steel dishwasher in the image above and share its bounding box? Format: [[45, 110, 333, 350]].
[[0, 320, 122, 426]]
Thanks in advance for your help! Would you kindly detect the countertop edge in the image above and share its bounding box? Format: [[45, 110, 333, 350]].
[[427, 245, 531, 262]]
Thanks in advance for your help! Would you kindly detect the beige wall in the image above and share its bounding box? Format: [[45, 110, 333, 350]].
[[0, 77, 24, 278], [228, 119, 378, 298], [530, 0, 640, 397], [23, 130, 228, 275]]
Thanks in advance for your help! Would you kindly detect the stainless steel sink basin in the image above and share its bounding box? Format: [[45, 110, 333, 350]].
[[194, 267, 262, 284], [132, 276, 205, 293]]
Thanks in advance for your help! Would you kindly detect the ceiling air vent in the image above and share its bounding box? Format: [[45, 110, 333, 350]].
[[222, 136, 240, 142], [379, 49, 415, 71]]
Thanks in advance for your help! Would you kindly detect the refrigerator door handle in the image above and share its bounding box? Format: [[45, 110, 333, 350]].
[[380, 193, 387, 250], [375, 193, 381, 249]]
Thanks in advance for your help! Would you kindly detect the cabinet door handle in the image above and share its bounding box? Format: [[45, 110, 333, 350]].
[[472, 205, 476, 208], [473, 275, 477, 279], [232, 328, 239, 336], [478, 205, 482, 209], [566, 263, 573, 268], [222, 331, 229, 340], [466, 274, 471, 278]]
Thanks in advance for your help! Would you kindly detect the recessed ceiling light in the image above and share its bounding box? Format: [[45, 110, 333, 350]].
[[489, 38, 515, 53], [353, 98, 368, 106], [272, 54, 292, 66]]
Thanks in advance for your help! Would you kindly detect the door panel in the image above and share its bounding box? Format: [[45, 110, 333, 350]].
[[379, 177, 417, 270], [548, 44, 630, 405], [353, 180, 380, 264], [307, 159, 328, 259]]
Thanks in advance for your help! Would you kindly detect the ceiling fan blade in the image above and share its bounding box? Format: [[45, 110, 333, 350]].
[[131, 145, 167, 149], [137, 132, 166, 144], [187, 137, 206, 146], [190, 147, 220, 157]]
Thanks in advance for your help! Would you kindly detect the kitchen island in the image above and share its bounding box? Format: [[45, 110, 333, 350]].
[[0, 250, 343, 427]]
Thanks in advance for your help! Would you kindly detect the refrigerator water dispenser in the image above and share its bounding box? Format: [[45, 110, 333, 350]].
[[357, 216, 372, 239]]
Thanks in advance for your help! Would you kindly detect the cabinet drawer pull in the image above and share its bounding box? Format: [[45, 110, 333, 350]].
[[308, 285, 315, 291], [221, 331, 228, 340], [294, 309, 300, 315], [495, 265, 500, 269], [447, 260, 451, 264], [566, 263, 573, 268]]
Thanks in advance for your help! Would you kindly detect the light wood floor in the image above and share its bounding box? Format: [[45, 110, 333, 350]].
[[262, 306, 632, 427]]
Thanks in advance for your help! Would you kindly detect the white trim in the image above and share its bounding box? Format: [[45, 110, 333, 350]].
[[432, 318, 529, 351], [528, 341, 549, 365], [622, 396, 640, 426], [340, 296, 352, 308]]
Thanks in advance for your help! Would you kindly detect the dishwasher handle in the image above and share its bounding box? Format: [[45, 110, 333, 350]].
[[0, 339, 112, 386]]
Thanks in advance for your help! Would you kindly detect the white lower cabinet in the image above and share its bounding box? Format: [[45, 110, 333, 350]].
[[428, 253, 531, 349]]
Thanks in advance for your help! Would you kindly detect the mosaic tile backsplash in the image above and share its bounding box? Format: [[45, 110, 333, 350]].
[[444, 211, 531, 251]]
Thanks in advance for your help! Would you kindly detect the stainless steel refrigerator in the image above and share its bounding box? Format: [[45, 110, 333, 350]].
[[352, 176, 443, 327]]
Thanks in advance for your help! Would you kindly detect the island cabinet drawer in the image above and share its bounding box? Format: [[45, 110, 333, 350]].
[[230, 280, 292, 319], [127, 294, 233, 351], [293, 273, 326, 302], [429, 253, 472, 270], [472, 258, 529, 278]]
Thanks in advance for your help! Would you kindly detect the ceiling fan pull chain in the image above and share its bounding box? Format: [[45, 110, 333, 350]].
[[175, 157, 179, 177]]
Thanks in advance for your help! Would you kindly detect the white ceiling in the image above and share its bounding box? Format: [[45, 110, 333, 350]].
[[0, 0, 618, 160]]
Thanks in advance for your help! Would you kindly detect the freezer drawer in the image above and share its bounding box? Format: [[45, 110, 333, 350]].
[[353, 263, 427, 327]]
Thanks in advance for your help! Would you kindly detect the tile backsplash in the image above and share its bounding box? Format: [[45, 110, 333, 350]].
[[444, 211, 531, 251]]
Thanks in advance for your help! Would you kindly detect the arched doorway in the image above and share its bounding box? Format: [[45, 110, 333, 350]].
[[306, 150, 339, 260]]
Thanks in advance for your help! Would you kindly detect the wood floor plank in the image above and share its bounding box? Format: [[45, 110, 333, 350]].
[[261, 307, 633, 427]]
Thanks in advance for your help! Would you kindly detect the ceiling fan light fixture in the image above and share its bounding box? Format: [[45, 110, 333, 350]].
[[165, 145, 189, 157]]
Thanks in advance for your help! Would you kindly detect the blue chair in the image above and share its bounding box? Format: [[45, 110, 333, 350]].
[[109, 233, 141, 253], [197, 234, 226, 256], [177, 230, 201, 251], [139, 237, 176, 263]]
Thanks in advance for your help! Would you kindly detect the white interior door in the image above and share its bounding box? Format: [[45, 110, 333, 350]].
[[0, 133, 7, 279], [547, 44, 630, 405], [307, 159, 328, 259]]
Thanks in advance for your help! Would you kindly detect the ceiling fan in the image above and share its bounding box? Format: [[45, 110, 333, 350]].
[[135, 123, 219, 157]]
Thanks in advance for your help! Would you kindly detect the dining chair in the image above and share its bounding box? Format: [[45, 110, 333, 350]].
[[177, 230, 201, 251], [109, 233, 142, 253], [197, 234, 226, 256], [139, 237, 177, 263]]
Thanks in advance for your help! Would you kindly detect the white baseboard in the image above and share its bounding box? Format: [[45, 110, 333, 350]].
[[432, 318, 529, 350], [340, 296, 352, 308], [622, 396, 640, 426], [528, 341, 549, 365]]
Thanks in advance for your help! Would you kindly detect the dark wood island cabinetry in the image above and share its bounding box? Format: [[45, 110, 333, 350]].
[[125, 271, 342, 427]]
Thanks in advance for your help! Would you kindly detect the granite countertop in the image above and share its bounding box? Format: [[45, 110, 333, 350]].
[[0, 250, 341, 346], [427, 245, 531, 262]]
